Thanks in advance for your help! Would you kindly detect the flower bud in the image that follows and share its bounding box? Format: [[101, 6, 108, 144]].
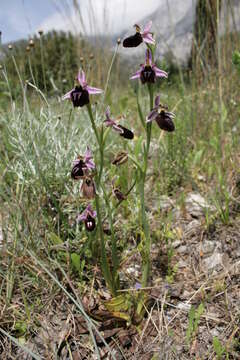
[[81, 177, 96, 199], [112, 151, 128, 166], [29, 39, 34, 48], [113, 187, 126, 201], [38, 29, 43, 36], [8, 44, 13, 50], [117, 38, 121, 45]]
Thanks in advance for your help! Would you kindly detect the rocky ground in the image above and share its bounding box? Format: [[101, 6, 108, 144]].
[[1, 191, 239, 359]]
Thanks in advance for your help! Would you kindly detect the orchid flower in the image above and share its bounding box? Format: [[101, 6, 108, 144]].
[[71, 147, 95, 180], [104, 107, 134, 140], [123, 21, 155, 48], [147, 95, 175, 132], [77, 204, 96, 232], [84, 147, 95, 170], [130, 49, 168, 84], [62, 71, 102, 107]]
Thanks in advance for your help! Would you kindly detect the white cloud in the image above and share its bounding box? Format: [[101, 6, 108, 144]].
[[38, 0, 160, 36]]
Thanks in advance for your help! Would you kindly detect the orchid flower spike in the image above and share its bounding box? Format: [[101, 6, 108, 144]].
[[71, 147, 95, 180], [77, 204, 96, 232], [104, 106, 134, 140], [62, 70, 102, 107], [130, 49, 168, 84], [147, 95, 175, 132], [123, 21, 155, 48]]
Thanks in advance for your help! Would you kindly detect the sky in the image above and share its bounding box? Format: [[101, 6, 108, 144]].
[[0, 0, 160, 44]]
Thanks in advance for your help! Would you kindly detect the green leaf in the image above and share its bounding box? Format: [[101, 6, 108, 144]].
[[49, 232, 63, 245], [71, 253, 81, 272], [194, 303, 204, 332], [232, 51, 240, 65], [193, 149, 203, 166], [15, 321, 27, 336], [186, 305, 195, 343], [213, 336, 225, 359]]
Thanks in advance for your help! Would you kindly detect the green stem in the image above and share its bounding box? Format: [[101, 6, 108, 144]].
[[86, 103, 115, 295], [140, 83, 154, 288], [28, 55, 37, 88], [98, 125, 104, 184], [87, 104, 100, 146], [86, 104, 103, 185], [40, 36, 47, 93], [136, 91, 146, 131], [101, 185, 119, 290], [95, 194, 115, 295]]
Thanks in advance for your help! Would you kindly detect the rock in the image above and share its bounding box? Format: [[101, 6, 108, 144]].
[[178, 259, 187, 268], [172, 240, 182, 249], [185, 192, 212, 218], [159, 195, 174, 211], [125, 266, 140, 278], [198, 240, 216, 254], [178, 245, 188, 254], [150, 195, 174, 213], [210, 328, 220, 337], [172, 207, 181, 221], [202, 253, 225, 271], [176, 302, 191, 311], [184, 219, 201, 236]]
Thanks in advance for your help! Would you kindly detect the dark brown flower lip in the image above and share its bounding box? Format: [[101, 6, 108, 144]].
[[140, 65, 156, 84], [123, 32, 143, 48], [70, 86, 90, 107], [84, 214, 96, 232], [123, 21, 155, 48], [71, 159, 86, 179], [155, 114, 175, 132], [118, 125, 134, 140]]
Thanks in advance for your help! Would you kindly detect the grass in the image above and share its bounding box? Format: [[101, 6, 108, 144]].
[[0, 23, 240, 359]]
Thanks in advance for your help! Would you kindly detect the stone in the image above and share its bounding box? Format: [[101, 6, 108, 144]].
[[177, 259, 187, 268], [184, 219, 201, 236], [198, 240, 216, 254], [159, 195, 174, 212], [185, 192, 212, 218], [172, 240, 182, 249], [178, 245, 188, 254], [125, 266, 140, 278], [176, 302, 191, 311], [172, 207, 181, 221], [202, 253, 224, 271], [210, 328, 220, 337]]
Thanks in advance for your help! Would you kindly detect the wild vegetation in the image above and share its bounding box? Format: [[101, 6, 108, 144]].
[[0, 3, 240, 359]]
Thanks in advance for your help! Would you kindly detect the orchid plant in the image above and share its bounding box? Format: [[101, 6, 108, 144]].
[[63, 20, 175, 321]]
